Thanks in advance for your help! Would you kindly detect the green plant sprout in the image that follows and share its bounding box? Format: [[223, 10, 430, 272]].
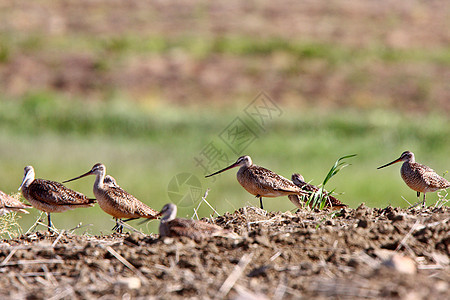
[[306, 154, 357, 210]]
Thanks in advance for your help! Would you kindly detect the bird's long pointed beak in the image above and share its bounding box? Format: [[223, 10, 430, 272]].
[[205, 162, 240, 178], [63, 170, 94, 183], [377, 158, 402, 169], [18, 177, 26, 191], [18, 172, 31, 191]]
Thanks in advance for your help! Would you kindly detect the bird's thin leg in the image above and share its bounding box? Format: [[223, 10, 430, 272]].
[[47, 213, 53, 232], [417, 191, 420, 198], [422, 193, 426, 208], [112, 218, 121, 232], [114, 219, 124, 233], [259, 197, 264, 210], [122, 218, 138, 223]]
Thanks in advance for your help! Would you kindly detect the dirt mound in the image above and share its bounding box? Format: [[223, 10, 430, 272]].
[[1, 205, 449, 299]]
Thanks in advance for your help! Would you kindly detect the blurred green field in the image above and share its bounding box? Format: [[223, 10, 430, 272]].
[[1, 95, 449, 234]]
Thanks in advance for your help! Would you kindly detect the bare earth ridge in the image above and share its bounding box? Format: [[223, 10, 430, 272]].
[[0, 204, 448, 299]]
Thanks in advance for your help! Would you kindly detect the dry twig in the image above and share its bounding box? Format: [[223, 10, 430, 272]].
[[0, 248, 18, 266], [217, 252, 254, 299], [104, 246, 148, 284], [51, 230, 65, 248], [1, 259, 64, 266]]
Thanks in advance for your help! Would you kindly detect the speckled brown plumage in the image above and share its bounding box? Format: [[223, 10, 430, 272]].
[[400, 161, 450, 194], [161, 218, 229, 241], [206, 155, 308, 209], [19, 165, 95, 230], [93, 182, 159, 220], [0, 190, 31, 215], [103, 175, 118, 187], [159, 203, 237, 241], [378, 151, 450, 207], [22, 179, 95, 213], [288, 173, 348, 210], [237, 166, 306, 197], [19, 166, 95, 214], [64, 163, 159, 232]]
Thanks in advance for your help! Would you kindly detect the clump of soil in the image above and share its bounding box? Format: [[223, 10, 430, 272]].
[[1, 205, 449, 299]]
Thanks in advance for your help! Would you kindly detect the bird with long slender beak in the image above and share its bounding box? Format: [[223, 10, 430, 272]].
[[159, 203, 237, 241], [19, 166, 96, 230], [0, 190, 31, 216], [377, 151, 450, 207], [63, 163, 159, 233], [288, 173, 348, 210], [205, 155, 308, 209]]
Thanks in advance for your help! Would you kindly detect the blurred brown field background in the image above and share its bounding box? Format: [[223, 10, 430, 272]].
[[0, 0, 449, 234]]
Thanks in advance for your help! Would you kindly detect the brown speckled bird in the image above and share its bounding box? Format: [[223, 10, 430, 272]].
[[64, 163, 159, 232], [159, 203, 237, 241], [205, 155, 308, 209], [103, 175, 118, 187], [288, 173, 348, 210], [19, 166, 95, 230], [378, 151, 450, 207], [0, 190, 31, 215]]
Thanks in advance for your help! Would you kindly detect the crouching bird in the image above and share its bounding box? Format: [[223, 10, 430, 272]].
[[288, 173, 348, 210], [159, 203, 238, 241], [0, 190, 31, 215]]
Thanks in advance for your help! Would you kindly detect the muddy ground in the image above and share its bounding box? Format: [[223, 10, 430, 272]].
[[0, 204, 448, 299]]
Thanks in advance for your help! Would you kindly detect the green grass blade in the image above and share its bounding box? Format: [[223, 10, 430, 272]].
[[307, 154, 356, 210]]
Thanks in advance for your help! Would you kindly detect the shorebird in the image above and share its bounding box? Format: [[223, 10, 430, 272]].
[[378, 151, 450, 207], [205, 155, 308, 209], [288, 173, 348, 210], [159, 203, 237, 241], [0, 190, 31, 215], [63, 163, 159, 233], [103, 175, 118, 187], [19, 166, 96, 230]]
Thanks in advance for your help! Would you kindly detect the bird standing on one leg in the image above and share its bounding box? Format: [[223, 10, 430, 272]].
[[377, 151, 450, 207], [205, 155, 308, 209]]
